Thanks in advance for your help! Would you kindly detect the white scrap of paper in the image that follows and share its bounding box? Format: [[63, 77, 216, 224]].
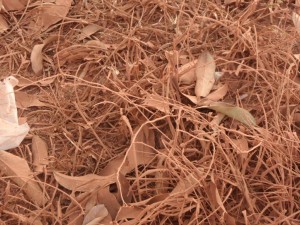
[[0, 76, 30, 150]]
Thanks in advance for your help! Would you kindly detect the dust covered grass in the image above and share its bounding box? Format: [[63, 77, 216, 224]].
[[0, 0, 299, 224]]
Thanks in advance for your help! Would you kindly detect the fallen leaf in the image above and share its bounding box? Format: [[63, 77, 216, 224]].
[[27, 0, 72, 32], [79, 24, 101, 40], [32, 136, 49, 173], [15, 91, 46, 109], [96, 188, 120, 219], [171, 172, 203, 194], [231, 138, 249, 155], [114, 173, 132, 204], [85, 40, 110, 50], [0, 15, 9, 33], [292, 12, 300, 34], [143, 94, 170, 114], [200, 84, 228, 105], [82, 204, 108, 225], [178, 59, 198, 84], [66, 191, 95, 225], [30, 44, 45, 74], [224, 0, 237, 5], [38, 76, 57, 86], [195, 52, 216, 97], [115, 195, 169, 224], [0, 151, 48, 206], [181, 93, 197, 104], [206, 102, 256, 127], [16, 77, 34, 87], [115, 206, 144, 223], [294, 54, 300, 61], [293, 112, 300, 123], [53, 172, 116, 192], [205, 181, 226, 212], [66, 187, 119, 224], [126, 124, 156, 170], [210, 113, 226, 131], [99, 155, 128, 176], [2, 0, 27, 11], [224, 213, 237, 225]]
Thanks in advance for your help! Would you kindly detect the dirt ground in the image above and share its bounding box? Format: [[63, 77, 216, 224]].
[[0, 0, 299, 224]]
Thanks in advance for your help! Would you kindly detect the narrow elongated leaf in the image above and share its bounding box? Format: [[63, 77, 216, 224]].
[[31, 44, 45, 74], [195, 52, 216, 97], [292, 12, 300, 34], [79, 24, 101, 40], [0, 15, 9, 33], [32, 136, 49, 173], [53, 172, 116, 192], [0, 151, 48, 206], [207, 102, 256, 126]]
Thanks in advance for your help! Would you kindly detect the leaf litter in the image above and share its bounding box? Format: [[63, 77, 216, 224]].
[[0, 1, 299, 224]]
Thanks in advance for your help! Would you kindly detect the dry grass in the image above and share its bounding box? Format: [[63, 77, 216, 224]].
[[0, 0, 299, 224]]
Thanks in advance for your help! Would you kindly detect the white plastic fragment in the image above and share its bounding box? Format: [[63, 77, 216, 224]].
[[0, 76, 30, 150]]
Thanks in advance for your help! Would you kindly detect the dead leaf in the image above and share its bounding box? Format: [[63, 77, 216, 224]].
[[114, 173, 132, 204], [2, 0, 27, 11], [126, 124, 156, 170], [224, 0, 237, 5], [66, 187, 118, 223], [143, 94, 170, 114], [294, 54, 300, 61], [224, 213, 237, 225], [16, 77, 34, 87], [115, 206, 144, 223], [210, 113, 226, 130], [15, 91, 46, 109], [32, 136, 49, 173], [178, 59, 198, 84], [27, 0, 72, 32], [293, 112, 300, 123], [53, 172, 116, 192], [96, 188, 120, 219], [199, 84, 228, 105], [38, 76, 56, 86], [195, 52, 216, 97], [82, 204, 108, 225], [292, 12, 300, 34], [0, 15, 8, 33], [171, 172, 203, 194], [79, 24, 101, 40], [30, 44, 45, 74], [85, 40, 110, 50], [66, 191, 95, 225], [181, 93, 197, 104], [231, 138, 249, 155], [205, 181, 226, 212], [0, 151, 48, 206], [99, 155, 128, 176], [206, 102, 256, 127]]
